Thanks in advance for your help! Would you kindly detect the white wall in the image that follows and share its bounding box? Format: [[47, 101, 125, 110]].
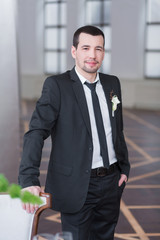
[[17, 0, 160, 109], [18, 0, 44, 75], [17, 0, 45, 99], [111, 0, 145, 79], [111, 0, 160, 109], [0, 0, 20, 182]]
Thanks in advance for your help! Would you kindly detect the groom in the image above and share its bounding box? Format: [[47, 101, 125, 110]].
[[19, 25, 130, 240]]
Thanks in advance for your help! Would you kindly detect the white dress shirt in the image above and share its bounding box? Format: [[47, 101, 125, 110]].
[[75, 68, 117, 169]]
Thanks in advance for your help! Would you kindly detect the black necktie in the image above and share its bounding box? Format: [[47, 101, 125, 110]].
[[85, 81, 109, 169]]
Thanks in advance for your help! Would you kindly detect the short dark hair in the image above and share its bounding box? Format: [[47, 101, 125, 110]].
[[73, 25, 105, 49]]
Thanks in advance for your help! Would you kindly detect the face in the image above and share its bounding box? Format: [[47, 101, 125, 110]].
[[71, 33, 105, 79]]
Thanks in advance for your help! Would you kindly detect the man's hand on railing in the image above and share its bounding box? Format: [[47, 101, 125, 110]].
[[22, 186, 44, 214]]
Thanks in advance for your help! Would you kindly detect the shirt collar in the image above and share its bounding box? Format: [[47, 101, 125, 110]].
[[75, 67, 100, 85]]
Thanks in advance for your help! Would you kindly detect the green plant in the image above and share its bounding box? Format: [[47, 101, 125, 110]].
[[0, 174, 43, 205]]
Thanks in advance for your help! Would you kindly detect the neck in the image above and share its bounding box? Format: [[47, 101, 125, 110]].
[[75, 66, 97, 83]]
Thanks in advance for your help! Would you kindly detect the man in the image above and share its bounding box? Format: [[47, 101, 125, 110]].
[[19, 25, 130, 240]]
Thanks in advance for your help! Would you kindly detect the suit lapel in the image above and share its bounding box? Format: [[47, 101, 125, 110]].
[[100, 75, 116, 144], [70, 68, 92, 138], [100, 75, 112, 121]]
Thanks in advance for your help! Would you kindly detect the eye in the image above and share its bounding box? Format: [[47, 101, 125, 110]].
[[83, 47, 89, 51], [96, 48, 103, 51]]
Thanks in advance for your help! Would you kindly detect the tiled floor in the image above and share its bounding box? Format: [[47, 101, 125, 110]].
[[20, 100, 160, 240]]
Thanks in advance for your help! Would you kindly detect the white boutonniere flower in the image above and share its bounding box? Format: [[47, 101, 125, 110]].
[[111, 95, 120, 117]]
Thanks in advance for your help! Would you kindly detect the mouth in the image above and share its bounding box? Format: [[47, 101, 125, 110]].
[[85, 60, 98, 67]]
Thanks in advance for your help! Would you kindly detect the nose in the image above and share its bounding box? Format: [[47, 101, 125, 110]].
[[89, 49, 96, 59]]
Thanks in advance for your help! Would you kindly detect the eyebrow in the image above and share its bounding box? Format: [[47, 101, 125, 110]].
[[96, 46, 104, 49], [81, 45, 90, 48]]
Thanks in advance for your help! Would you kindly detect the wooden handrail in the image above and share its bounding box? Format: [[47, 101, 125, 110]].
[[31, 193, 52, 239]]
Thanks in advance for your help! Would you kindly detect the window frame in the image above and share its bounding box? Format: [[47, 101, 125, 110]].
[[43, 0, 67, 75], [144, 0, 160, 79]]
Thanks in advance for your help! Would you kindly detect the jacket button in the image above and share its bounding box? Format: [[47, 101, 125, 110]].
[[89, 147, 92, 151], [85, 170, 89, 174]]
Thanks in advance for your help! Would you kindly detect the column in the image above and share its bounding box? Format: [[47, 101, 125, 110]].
[[0, 0, 20, 183]]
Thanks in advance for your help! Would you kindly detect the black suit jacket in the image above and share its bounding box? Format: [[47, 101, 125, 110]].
[[19, 67, 130, 213]]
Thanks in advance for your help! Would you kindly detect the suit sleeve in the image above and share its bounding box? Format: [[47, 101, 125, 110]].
[[18, 77, 60, 188], [115, 77, 130, 178]]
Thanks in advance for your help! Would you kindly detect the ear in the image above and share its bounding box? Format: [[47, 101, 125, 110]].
[[71, 46, 76, 59]]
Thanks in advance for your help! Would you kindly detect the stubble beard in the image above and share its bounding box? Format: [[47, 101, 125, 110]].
[[82, 65, 99, 74]]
